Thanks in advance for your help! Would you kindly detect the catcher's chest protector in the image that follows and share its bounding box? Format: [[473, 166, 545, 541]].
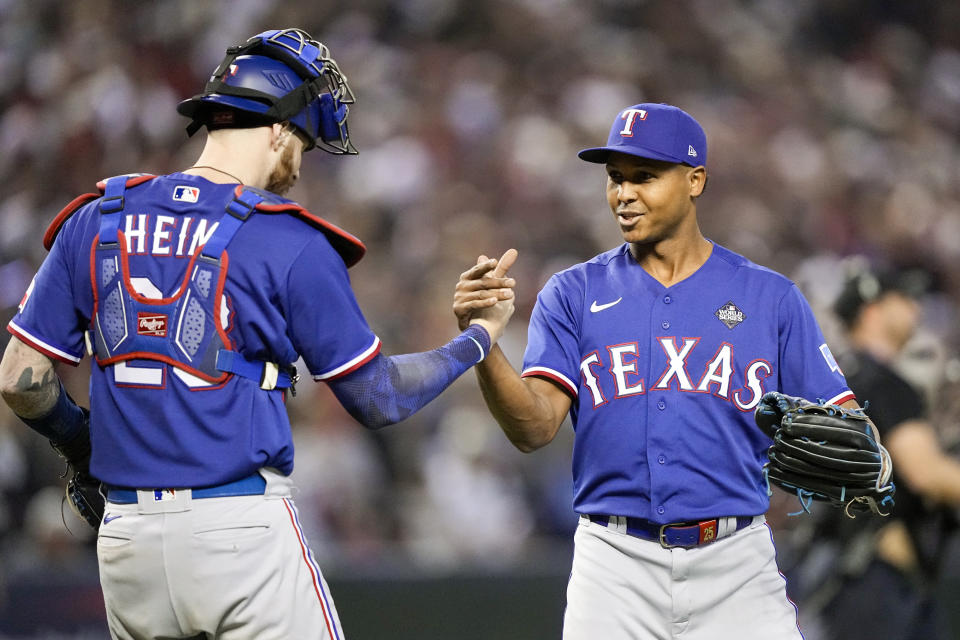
[[89, 176, 272, 386]]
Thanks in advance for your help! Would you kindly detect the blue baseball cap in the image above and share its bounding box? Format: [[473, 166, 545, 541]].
[[578, 103, 707, 167]]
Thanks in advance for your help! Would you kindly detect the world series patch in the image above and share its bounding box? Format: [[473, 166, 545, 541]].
[[715, 301, 745, 329]]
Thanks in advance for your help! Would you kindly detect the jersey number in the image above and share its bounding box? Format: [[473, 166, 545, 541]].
[[109, 276, 227, 390]]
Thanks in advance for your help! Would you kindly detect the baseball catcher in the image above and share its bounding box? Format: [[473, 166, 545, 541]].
[[755, 391, 895, 517]]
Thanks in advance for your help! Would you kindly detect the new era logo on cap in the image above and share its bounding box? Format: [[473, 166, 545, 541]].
[[578, 103, 707, 167]]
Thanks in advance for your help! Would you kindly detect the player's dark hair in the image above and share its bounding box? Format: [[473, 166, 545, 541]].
[[834, 260, 936, 328]]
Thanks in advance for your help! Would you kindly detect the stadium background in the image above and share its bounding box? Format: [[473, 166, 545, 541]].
[[0, 0, 959, 637]]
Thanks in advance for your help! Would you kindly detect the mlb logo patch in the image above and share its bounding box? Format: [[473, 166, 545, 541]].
[[173, 186, 199, 203], [137, 312, 168, 337]]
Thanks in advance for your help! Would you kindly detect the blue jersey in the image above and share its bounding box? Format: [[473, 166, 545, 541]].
[[8, 173, 380, 488], [521, 242, 852, 522]]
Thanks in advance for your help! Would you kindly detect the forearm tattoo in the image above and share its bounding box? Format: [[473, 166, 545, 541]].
[[4, 365, 60, 419]]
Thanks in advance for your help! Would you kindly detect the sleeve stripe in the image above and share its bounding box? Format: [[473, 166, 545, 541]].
[[521, 366, 578, 397], [313, 336, 382, 381], [825, 390, 856, 406], [7, 321, 82, 365], [467, 336, 485, 363]]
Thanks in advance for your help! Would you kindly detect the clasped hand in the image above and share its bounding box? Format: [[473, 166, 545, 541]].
[[453, 249, 518, 345]]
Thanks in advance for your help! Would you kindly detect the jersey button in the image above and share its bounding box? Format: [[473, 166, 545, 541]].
[[663, 296, 672, 304], [658, 455, 666, 464], [657, 506, 666, 515], [657, 400, 666, 410], [661, 321, 670, 329]]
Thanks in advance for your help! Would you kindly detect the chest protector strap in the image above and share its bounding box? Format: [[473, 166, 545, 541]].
[[90, 177, 294, 391]]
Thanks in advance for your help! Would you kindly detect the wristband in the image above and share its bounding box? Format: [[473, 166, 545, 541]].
[[18, 382, 88, 445]]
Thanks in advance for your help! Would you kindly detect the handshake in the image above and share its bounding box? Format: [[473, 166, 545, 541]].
[[453, 249, 519, 347]]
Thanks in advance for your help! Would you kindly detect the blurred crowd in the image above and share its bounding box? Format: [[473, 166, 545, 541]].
[[1, 0, 959, 637]]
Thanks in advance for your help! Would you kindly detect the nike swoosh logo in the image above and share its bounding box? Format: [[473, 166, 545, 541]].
[[590, 297, 623, 313], [103, 514, 123, 524]]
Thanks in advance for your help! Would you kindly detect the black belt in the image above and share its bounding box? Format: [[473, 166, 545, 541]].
[[587, 514, 761, 548], [106, 473, 266, 504]]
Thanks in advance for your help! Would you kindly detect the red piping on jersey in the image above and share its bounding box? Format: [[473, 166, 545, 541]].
[[323, 341, 383, 381], [521, 369, 578, 398], [43, 193, 98, 250], [95, 174, 156, 192], [6, 325, 80, 367], [243, 185, 365, 268], [44, 175, 157, 251], [830, 390, 857, 406]]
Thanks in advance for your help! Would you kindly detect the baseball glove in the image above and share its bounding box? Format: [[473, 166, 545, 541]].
[[51, 409, 104, 530], [755, 392, 895, 517]]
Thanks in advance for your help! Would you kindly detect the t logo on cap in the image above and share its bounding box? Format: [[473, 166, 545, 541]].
[[578, 102, 707, 168], [619, 109, 648, 137]]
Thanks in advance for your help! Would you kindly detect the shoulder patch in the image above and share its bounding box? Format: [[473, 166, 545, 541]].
[[819, 343, 841, 373]]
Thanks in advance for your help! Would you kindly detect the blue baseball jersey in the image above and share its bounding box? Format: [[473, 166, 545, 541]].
[[8, 173, 380, 488], [521, 242, 852, 522]]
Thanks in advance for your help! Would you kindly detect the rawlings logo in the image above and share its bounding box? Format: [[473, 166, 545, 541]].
[[137, 313, 167, 337]]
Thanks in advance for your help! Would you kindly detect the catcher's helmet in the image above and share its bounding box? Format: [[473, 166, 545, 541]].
[[177, 28, 356, 154]]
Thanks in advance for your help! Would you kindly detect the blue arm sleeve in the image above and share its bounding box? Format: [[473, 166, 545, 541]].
[[327, 324, 491, 429], [18, 381, 88, 444]]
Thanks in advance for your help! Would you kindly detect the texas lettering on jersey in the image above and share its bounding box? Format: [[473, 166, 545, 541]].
[[579, 337, 772, 412]]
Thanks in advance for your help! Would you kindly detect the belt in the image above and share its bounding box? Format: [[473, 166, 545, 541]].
[[587, 514, 763, 548], [106, 473, 266, 504]]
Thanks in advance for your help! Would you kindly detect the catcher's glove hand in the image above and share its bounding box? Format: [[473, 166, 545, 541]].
[[755, 392, 895, 517], [51, 408, 104, 530]]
